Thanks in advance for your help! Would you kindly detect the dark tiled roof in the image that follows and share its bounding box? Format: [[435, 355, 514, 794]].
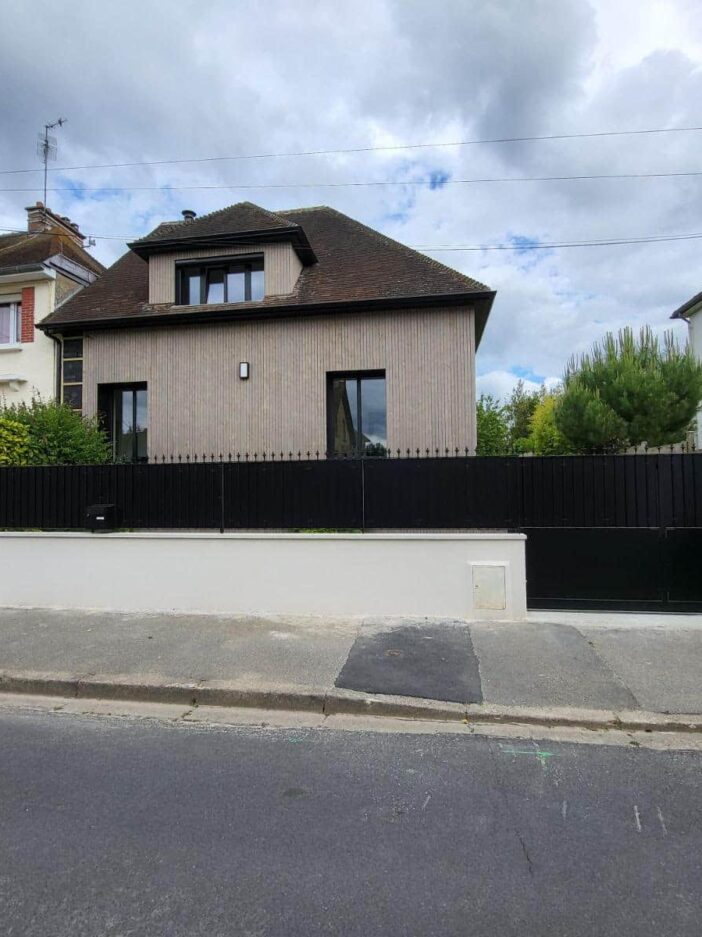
[[0, 230, 104, 276], [41, 204, 493, 332], [280, 206, 489, 300], [40, 249, 148, 324], [671, 290, 702, 319], [133, 201, 298, 244]]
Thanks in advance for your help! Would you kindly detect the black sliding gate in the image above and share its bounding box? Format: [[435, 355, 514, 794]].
[[0, 453, 700, 611], [524, 527, 701, 613]]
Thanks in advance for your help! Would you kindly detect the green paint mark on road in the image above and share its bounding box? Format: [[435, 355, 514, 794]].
[[499, 745, 556, 770]]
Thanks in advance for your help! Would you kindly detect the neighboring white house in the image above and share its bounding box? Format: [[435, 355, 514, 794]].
[[671, 290, 702, 447], [0, 203, 103, 407]]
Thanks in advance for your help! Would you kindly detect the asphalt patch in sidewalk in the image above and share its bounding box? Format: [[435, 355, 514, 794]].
[[335, 623, 482, 703]]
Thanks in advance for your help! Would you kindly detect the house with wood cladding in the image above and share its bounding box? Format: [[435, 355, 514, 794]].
[[39, 202, 495, 461]]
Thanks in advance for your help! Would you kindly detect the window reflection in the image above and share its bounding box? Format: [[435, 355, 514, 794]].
[[329, 373, 386, 457], [206, 269, 225, 303], [250, 268, 265, 301], [187, 272, 201, 305], [227, 269, 246, 303]]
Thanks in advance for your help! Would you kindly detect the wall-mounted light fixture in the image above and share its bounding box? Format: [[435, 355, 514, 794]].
[[239, 361, 250, 380]]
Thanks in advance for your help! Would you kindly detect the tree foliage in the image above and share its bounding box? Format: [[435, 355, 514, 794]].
[[504, 380, 544, 452], [0, 398, 111, 466], [477, 381, 550, 455], [526, 394, 572, 455], [476, 394, 510, 455], [555, 327, 702, 452]]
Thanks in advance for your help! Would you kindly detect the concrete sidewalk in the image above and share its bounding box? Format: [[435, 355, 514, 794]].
[[0, 607, 701, 730]]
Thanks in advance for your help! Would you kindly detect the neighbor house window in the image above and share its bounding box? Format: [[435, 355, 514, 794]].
[[176, 258, 264, 305], [98, 383, 148, 462], [327, 371, 387, 457], [0, 302, 21, 345], [61, 337, 84, 411]]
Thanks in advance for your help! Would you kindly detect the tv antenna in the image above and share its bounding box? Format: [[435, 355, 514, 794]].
[[37, 117, 67, 210]]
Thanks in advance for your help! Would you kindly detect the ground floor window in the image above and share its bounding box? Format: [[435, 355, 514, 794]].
[[327, 371, 387, 457], [98, 383, 148, 462]]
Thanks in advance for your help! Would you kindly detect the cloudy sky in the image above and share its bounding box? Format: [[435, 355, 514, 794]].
[[2, 0, 701, 398]]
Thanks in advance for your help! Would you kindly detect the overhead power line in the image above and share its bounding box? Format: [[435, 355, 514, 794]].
[[415, 232, 702, 251], [2, 224, 702, 251], [1, 124, 702, 176], [4, 167, 702, 194]]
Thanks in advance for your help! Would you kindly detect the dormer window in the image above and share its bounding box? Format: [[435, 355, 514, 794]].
[[175, 257, 264, 306]]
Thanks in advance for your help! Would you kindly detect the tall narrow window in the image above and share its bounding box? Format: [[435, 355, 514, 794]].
[[98, 383, 148, 462], [61, 337, 84, 411], [328, 371, 387, 457]]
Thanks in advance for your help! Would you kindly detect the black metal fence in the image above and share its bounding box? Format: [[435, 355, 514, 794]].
[[1, 453, 700, 610], [1, 452, 700, 531]]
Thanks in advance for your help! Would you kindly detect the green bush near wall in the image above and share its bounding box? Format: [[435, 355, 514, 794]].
[[0, 398, 111, 466], [0, 417, 31, 465]]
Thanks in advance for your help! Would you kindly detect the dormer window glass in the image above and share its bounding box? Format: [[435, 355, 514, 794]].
[[176, 257, 264, 305], [206, 269, 225, 303]]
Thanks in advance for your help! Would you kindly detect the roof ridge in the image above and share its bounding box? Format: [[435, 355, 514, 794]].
[[276, 205, 329, 215], [239, 201, 298, 228], [134, 201, 299, 244]]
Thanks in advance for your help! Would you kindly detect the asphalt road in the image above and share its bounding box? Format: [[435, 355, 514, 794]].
[[1, 710, 701, 936]]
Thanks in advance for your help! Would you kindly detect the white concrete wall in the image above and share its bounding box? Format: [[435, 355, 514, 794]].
[[0, 532, 527, 621], [0, 275, 56, 406]]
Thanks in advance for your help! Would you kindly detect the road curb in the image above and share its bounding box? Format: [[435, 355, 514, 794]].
[[1, 671, 701, 734]]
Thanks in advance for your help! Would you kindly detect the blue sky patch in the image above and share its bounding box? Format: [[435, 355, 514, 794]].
[[428, 169, 450, 190], [511, 365, 544, 383], [56, 175, 128, 203], [506, 233, 552, 271], [56, 176, 87, 201]]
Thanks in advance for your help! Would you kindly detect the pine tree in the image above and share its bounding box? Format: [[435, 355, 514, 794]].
[[555, 327, 702, 452]]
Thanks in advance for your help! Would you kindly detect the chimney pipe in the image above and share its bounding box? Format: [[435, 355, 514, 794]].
[[182, 209, 196, 221]]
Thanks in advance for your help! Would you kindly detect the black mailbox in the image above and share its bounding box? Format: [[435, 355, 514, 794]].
[[86, 504, 119, 532]]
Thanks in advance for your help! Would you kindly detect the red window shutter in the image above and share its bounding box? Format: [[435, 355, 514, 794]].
[[20, 287, 35, 343]]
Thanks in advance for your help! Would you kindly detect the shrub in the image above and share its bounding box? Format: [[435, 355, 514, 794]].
[[1, 398, 111, 465], [0, 416, 31, 465]]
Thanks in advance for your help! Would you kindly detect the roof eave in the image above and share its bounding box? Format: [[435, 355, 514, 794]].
[[0, 263, 56, 284], [670, 294, 702, 320], [39, 290, 496, 335], [127, 227, 318, 264]]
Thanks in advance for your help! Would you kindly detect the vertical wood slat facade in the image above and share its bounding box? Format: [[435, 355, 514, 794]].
[[148, 243, 303, 304], [82, 306, 477, 456]]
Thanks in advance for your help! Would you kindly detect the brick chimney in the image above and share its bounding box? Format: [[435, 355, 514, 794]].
[[25, 202, 85, 245]]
